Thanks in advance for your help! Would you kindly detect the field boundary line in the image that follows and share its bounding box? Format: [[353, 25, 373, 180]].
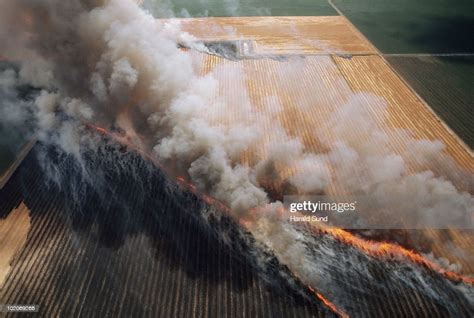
[[327, 0, 473, 155], [0, 139, 36, 190], [385, 53, 474, 57]]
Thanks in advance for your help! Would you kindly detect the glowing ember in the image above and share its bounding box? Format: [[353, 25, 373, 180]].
[[95, 127, 107, 134]]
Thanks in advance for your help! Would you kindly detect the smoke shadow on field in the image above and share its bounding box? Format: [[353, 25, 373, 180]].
[[0, 141, 323, 317], [34, 144, 255, 289]]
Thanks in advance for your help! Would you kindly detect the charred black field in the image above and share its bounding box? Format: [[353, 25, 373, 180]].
[[0, 139, 472, 317], [0, 142, 329, 317]]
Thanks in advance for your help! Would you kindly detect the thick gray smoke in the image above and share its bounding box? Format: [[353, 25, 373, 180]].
[[0, 0, 473, 314], [0, 68, 33, 128]]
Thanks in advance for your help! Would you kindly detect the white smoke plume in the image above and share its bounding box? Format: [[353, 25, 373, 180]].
[[0, 0, 473, 315], [0, 69, 33, 126]]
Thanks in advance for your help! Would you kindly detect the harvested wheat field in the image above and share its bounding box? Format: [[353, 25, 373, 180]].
[[177, 16, 376, 55], [0, 203, 30, 288]]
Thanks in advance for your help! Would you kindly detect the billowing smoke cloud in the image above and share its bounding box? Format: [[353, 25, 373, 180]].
[[0, 65, 38, 162], [0, 68, 33, 128], [0, 0, 472, 315]]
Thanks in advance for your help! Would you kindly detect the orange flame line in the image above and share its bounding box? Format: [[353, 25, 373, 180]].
[[289, 270, 349, 317], [312, 288, 349, 318], [318, 228, 474, 285]]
